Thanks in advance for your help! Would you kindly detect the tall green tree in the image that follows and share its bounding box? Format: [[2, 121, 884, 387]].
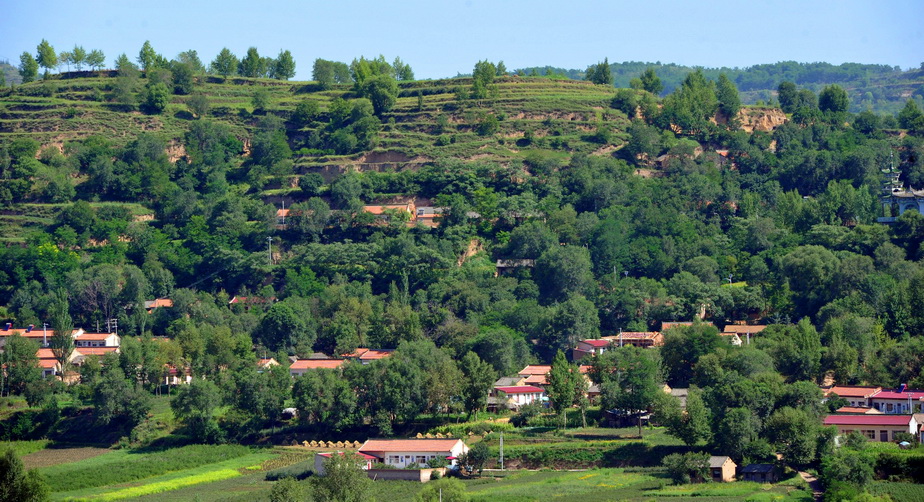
[[777, 81, 798, 113], [209, 48, 238, 79], [272, 50, 296, 80], [2, 334, 42, 396], [171, 378, 222, 441], [639, 68, 663, 95], [293, 368, 357, 430], [137, 40, 158, 71], [35, 39, 57, 78], [18, 52, 38, 83], [661, 323, 721, 387], [818, 84, 849, 114], [85, 49, 105, 71], [239, 47, 266, 78], [590, 346, 662, 413], [715, 73, 741, 120], [69, 45, 87, 71], [48, 290, 74, 382], [546, 350, 577, 427], [585, 58, 612, 85], [460, 351, 496, 417], [361, 73, 398, 115], [311, 452, 374, 502]]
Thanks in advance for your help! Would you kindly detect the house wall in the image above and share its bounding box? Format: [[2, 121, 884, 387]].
[[870, 399, 924, 414], [364, 443, 468, 469], [367, 468, 445, 482], [833, 423, 915, 441]]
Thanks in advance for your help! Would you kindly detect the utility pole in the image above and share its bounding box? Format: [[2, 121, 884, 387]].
[[42, 322, 48, 347], [499, 432, 504, 470], [267, 236, 273, 265]]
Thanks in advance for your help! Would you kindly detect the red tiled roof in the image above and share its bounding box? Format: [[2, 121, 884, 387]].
[[75, 333, 114, 341], [580, 339, 610, 348], [825, 386, 881, 398], [872, 390, 924, 400], [721, 325, 767, 334], [824, 415, 913, 426], [523, 375, 547, 385], [146, 298, 173, 309], [835, 406, 881, 414], [604, 332, 660, 340], [359, 439, 463, 453], [519, 365, 552, 376], [495, 385, 545, 394], [290, 359, 346, 370], [363, 204, 413, 216]]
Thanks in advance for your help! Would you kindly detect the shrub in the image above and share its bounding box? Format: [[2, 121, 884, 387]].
[[662, 452, 710, 484]]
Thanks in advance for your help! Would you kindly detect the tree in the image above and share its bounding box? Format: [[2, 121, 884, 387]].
[[171, 61, 195, 94], [313, 58, 336, 89], [778, 81, 798, 113], [662, 452, 710, 484], [625, 119, 662, 165], [585, 58, 612, 85], [0, 448, 50, 502], [546, 350, 577, 427], [534, 245, 594, 302], [239, 47, 266, 78], [716, 73, 741, 120], [460, 351, 496, 417], [292, 100, 320, 127], [85, 49, 105, 71], [311, 452, 374, 502], [639, 68, 663, 95], [415, 478, 468, 502], [48, 290, 74, 382], [3, 334, 42, 396], [392, 56, 414, 81], [471, 60, 496, 99], [272, 50, 296, 80], [69, 45, 87, 71], [137, 40, 158, 71], [93, 363, 151, 427], [257, 298, 316, 351], [714, 407, 761, 461], [898, 99, 924, 134], [819, 84, 849, 114], [171, 378, 222, 441], [661, 323, 721, 387], [176, 50, 205, 74], [143, 83, 170, 114], [187, 93, 209, 118], [766, 406, 818, 465], [661, 387, 712, 446], [293, 368, 357, 430], [659, 69, 718, 136], [541, 295, 600, 356], [461, 441, 490, 476], [35, 39, 57, 78], [269, 477, 308, 502], [361, 74, 398, 115], [591, 346, 662, 414], [210, 48, 238, 79], [19, 52, 38, 83]]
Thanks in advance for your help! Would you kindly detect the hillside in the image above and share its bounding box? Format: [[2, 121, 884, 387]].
[[517, 60, 924, 114]]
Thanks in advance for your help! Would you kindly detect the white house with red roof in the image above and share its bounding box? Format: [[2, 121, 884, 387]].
[[824, 386, 882, 408], [289, 359, 347, 377], [343, 348, 394, 365], [869, 385, 924, 414], [573, 339, 612, 360], [358, 438, 468, 469], [824, 414, 918, 442], [492, 385, 546, 410], [314, 451, 376, 475]]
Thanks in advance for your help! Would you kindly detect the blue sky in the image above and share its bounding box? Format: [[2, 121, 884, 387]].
[[1, 0, 921, 80]]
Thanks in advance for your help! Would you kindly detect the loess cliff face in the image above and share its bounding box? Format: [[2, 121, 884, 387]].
[[737, 107, 787, 133]]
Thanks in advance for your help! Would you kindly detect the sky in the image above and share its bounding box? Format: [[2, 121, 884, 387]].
[[1, 0, 921, 80]]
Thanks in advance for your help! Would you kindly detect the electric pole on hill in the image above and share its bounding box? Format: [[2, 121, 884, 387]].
[[267, 237, 273, 265]]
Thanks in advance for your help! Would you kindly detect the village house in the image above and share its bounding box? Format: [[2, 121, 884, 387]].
[[415, 206, 444, 228], [823, 414, 919, 442], [362, 202, 417, 225], [719, 324, 766, 346], [517, 364, 592, 387], [74, 332, 121, 348], [742, 464, 778, 483], [823, 386, 882, 408], [358, 438, 469, 469], [288, 359, 346, 377], [490, 385, 546, 410], [835, 406, 884, 415], [600, 332, 664, 348], [495, 259, 535, 277], [257, 358, 279, 372], [709, 456, 737, 482], [572, 339, 611, 360], [143, 298, 173, 314], [343, 348, 394, 365], [868, 385, 924, 414]]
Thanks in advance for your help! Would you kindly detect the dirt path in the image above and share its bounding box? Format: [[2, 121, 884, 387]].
[[799, 470, 823, 501]]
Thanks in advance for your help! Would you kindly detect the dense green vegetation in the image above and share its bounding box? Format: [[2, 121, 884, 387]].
[[1, 41, 924, 501]]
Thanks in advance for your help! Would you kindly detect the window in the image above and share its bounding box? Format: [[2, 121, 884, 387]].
[[864, 430, 876, 439], [887, 403, 894, 412], [880, 430, 889, 442], [416, 456, 426, 464]]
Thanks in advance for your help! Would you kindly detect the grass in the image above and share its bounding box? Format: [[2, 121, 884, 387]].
[[869, 481, 924, 502], [54, 450, 273, 501], [1, 439, 50, 456], [41, 444, 253, 492]]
